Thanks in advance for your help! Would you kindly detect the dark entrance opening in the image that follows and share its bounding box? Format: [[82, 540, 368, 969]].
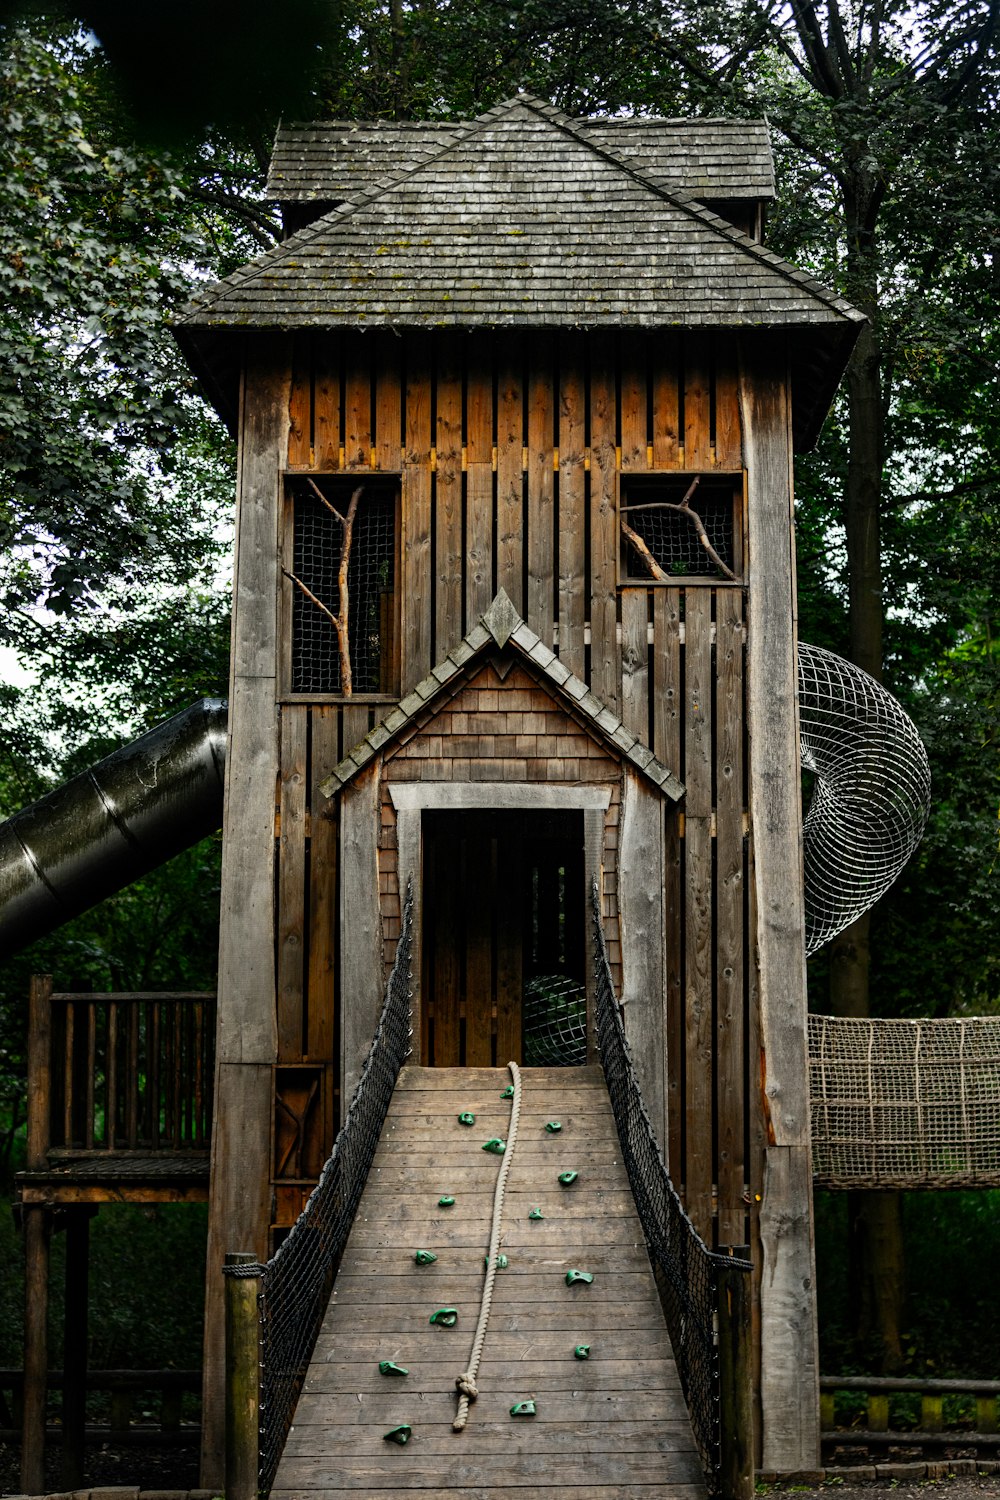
[[421, 808, 586, 1067]]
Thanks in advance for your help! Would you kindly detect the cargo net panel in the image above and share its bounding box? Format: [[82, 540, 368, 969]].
[[290, 479, 396, 694], [592, 882, 748, 1495], [620, 475, 737, 580], [809, 1013, 1000, 1189], [522, 973, 588, 1066]]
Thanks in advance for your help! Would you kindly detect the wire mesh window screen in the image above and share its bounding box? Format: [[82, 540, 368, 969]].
[[620, 475, 738, 580], [289, 478, 398, 694], [809, 1013, 1000, 1188]]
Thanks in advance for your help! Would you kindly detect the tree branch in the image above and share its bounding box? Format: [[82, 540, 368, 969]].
[[620, 478, 740, 582], [284, 483, 364, 694]]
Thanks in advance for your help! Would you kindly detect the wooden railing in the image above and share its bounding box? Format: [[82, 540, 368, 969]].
[[0, 1368, 201, 1445], [29, 978, 215, 1157], [821, 1375, 1000, 1446]]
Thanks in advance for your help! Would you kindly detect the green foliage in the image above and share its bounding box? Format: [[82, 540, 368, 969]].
[[0, 1197, 207, 1368], [816, 1189, 1000, 1376]]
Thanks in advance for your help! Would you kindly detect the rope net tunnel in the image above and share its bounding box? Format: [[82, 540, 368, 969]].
[[798, 643, 931, 954], [809, 1013, 1000, 1189]]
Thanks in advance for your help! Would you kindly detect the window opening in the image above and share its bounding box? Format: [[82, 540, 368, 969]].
[[620, 472, 739, 582], [287, 476, 398, 695]]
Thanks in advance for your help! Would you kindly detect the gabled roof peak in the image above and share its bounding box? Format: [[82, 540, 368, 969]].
[[319, 593, 684, 801]]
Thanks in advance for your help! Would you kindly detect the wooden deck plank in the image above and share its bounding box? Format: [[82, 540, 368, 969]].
[[273, 1065, 705, 1498]]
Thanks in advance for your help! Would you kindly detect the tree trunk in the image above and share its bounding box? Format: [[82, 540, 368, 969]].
[[832, 177, 906, 1373]]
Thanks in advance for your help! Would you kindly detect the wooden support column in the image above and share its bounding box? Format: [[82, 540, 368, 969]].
[[340, 762, 385, 1103], [740, 338, 819, 1474], [201, 340, 289, 1488], [618, 767, 667, 1149], [61, 1208, 92, 1489], [21, 1206, 50, 1496]]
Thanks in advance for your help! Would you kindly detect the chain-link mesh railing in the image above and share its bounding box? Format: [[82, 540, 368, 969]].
[[227, 886, 412, 1496], [592, 883, 749, 1492]]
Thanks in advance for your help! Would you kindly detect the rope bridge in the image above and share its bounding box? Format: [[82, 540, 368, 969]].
[[592, 882, 751, 1493], [809, 1012, 1000, 1189]]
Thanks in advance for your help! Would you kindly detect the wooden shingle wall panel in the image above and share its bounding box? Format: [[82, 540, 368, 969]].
[[527, 338, 555, 648], [557, 331, 587, 677]]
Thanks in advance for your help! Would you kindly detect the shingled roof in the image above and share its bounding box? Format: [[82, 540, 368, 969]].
[[266, 115, 775, 206], [175, 94, 863, 448]]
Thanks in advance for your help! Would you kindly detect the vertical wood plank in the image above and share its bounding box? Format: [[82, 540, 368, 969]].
[[684, 587, 714, 1239], [403, 337, 432, 692], [344, 334, 372, 469], [684, 332, 712, 470], [339, 764, 384, 1102], [435, 332, 463, 654], [620, 588, 649, 743], [716, 588, 745, 1244], [652, 334, 681, 469], [20, 1207, 50, 1495], [619, 769, 666, 1150], [287, 335, 312, 468], [466, 333, 495, 625], [27, 975, 52, 1169], [432, 838, 461, 1067], [307, 708, 339, 1066], [714, 339, 743, 470], [496, 332, 524, 611], [557, 331, 586, 678], [527, 335, 555, 646], [739, 338, 818, 1472], [589, 332, 618, 710], [653, 588, 683, 1175], [374, 329, 402, 472], [341, 704, 370, 758], [277, 707, 308, 1063], [313, 341, 341, 470], [620, 334, 648, 470]]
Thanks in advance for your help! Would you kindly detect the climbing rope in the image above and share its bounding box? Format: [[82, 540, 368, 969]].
[[452, 1059, 522, 1432]]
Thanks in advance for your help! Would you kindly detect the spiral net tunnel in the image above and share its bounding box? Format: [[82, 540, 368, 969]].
[[798, 643, 931, 955]]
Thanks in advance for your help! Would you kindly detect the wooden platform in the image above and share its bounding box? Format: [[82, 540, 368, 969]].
[[272, 1064, 705, 1499]]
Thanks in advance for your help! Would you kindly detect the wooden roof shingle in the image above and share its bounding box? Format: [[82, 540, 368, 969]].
[[266, 112, 775, 205]]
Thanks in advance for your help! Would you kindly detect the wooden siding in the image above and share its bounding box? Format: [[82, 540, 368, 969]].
[[283, 328, 745, 696]]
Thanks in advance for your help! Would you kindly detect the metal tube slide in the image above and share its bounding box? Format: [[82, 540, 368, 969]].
[[0, 698, 227, 956]]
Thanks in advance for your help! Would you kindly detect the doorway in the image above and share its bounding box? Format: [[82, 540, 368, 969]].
[[421, 809, 585, 1067]]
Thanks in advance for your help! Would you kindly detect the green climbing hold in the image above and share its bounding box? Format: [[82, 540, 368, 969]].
[[484, 1252, 509, 1269], [482, 1137, 506, 1155], [430, 1307, 459, 1327], [510, 1400, 536, 1418], [528, 1207, 544, 1220], [383, 1425, 411, 1445], [565, 1269, 594, 1286], [558, 1171, 579, 1186], [378, 1360, 409, 1377], [500, 1084, 514, 1098], [574, 1344, 591, 1360], [438, 1195, 455, 1207], [458, 1111, 476, 1126], [414, 1250, 437, 1265], [545, 1121, 562, 1133]]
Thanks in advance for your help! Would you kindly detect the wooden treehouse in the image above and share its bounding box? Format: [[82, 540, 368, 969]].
[[55, 94, 869, 1493]]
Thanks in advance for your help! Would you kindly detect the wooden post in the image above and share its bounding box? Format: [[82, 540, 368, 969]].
[[717, 1246, 754, 1500], [21, 1206, 50, 1495], [225, 1251, 261, 1500], [61, 1207, 92, 1488], [22, 975, 53, 1496]]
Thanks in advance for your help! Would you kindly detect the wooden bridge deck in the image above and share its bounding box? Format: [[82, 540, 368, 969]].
[[272, 1064, 706, 1499]]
